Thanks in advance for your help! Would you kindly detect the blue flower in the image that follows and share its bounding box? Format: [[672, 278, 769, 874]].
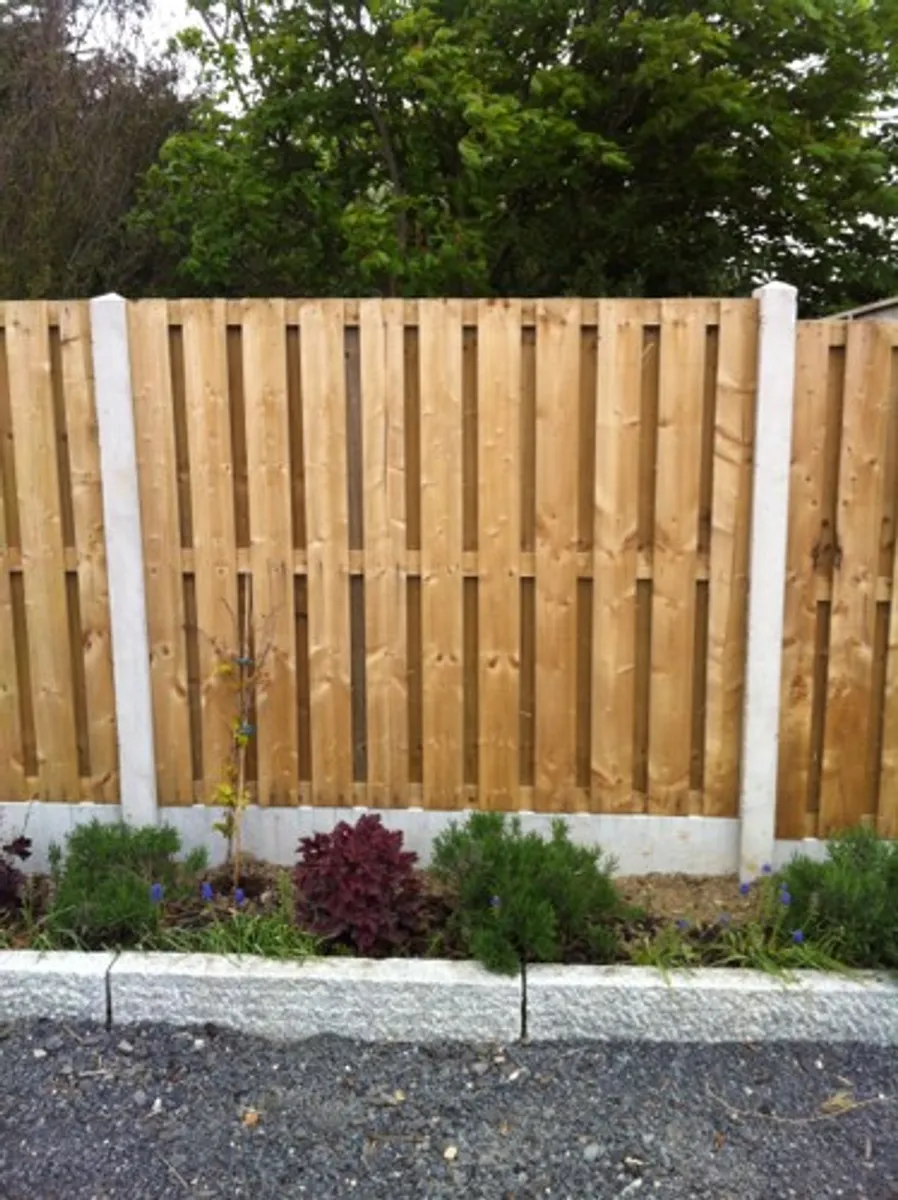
[[779, 889, 792, 907], [738, 881, 751, 896], [238, 722, 255, 738], [761, 863, 773, 875], [792, 929, 805, 944], [234, 887, 246, 907], [150, 882, 164, 903], [489, 895, 501, 909], [201, 882, 214, 902], [675, 918, 690, 932]]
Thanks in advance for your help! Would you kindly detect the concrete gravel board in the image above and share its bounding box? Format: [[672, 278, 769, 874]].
[[0, 951, 113, 1023], [525, 965, 898, 1043], [109, 953, 522, 1042]]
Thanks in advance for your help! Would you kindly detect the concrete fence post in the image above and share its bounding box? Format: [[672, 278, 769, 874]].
[[90, 294, 158, 826], [739, 281, 798, 879]]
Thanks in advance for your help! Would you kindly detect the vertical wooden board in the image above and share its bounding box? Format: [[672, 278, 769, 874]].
[[5, 303, 80, 798], [361, 300, 408, 807], [300, 300, 354, 802], [242, 300, 298, 804], [776, 322, 833, 837], [648, 301, 705, 813], [535, 299, 581, 811], [419, 300, 464, 806], [0, 326, 24, 799], [820, 321, 892, 833], [591, 302, 642, 812], [130, 302, 192, 804], [477, 299, 521, 809], [58, 301, 118, 802], [182, 300, 239, 800], [704, 300, 757, 817]]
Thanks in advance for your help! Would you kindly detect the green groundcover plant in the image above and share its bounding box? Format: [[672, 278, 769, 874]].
[[47, 821, 206, 950], [431, 813, 628, 974]]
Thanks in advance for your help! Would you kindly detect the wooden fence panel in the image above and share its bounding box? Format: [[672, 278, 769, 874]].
[[419, 301, 464, 806], [361, 299, 408, 807], [591, 301, 642, 812], [59, 301, 117, 802], [819, 322, 893, 834], [648, 301, 706, 813], [535, 300, 581, 811], [181, 300, 239, 802], [477, 299, 521, 809], [300, 301, 354, 802], [242, 300, 298, 804], [704, 300, 756, 816], [0, 309, 25, 799], [130, 301, 193, 805], [5, 302, 80, 798]]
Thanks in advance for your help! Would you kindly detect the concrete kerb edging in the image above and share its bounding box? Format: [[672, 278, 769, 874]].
[[1, 953, 897, 1043]]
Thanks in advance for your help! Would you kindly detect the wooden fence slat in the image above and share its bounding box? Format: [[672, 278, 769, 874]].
[[300, 300, 354, 801], [361, 299, 408, 807], [59, 301, 118, 802], [182, 299, 239, 801], [776, 322, 834, 837], [5, 301, 79, 797], [0, 322, 24, 799], [477, 299, 521, 809], [880, 329, 898, 838], [535, 299, 581, 811], [242, 300, 298, 804], [419, 300, 464, 805], [820, 321, 892, 834], [704, 300, 756, 816], [648, 301, 705, 813], [591, 301, 642, 812], [130, 301, 193, 805]]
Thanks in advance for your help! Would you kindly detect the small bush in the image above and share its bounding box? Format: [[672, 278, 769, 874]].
[[777, 826, 898, 968], [0, 833, 32, 913], [47, 821, 206, 949], [294, 814, 425, 956], [431, 813, 624, 974]]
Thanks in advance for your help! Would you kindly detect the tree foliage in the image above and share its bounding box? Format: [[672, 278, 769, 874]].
[[0, 0, 190, 297], [134, 0, 898, 311]]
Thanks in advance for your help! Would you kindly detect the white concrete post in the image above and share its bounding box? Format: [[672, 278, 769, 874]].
[[739, 281, 798, 879], [90, 294, 158, 826]]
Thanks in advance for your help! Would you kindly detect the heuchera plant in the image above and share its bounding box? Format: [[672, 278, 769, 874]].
[[0, 834, 31, 912], [294, 815, 424, 956]]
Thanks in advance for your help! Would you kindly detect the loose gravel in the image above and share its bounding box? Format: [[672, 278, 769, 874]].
[[0, 1021, 896, 1199]]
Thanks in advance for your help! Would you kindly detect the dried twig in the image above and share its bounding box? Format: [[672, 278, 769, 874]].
[[708, 1085, 895, 1126]]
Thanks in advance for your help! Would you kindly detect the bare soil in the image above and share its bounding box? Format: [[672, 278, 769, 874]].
[[616, 873, 755, 927]]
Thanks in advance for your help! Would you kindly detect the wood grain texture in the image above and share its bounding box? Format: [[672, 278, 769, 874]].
[[648, 301, 705, 813], [360, 299, 408, 807], [0, 323, 24, 799], [419, 301, 464, 806], [820, 321, 891, 833], [776, 322, 835, 837], [704, 300, 756, 816], [534, 299, 582, 811], [129, 301, 193, 805], [299, 300, 354, 801], [242, 300, 298, 804], [59, 301, 118, 802], [591, 302, 645, 812], [181, 299, 239, 801], [477, 300, 521, 809], [5, 302, 79, 797]]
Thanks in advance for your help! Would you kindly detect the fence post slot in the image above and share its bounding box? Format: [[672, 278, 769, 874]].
[[739, 281, 797, 879], [90, 294, 158, 826]]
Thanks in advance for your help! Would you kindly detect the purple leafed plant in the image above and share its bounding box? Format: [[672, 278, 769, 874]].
[[294, 814, 425, 956]]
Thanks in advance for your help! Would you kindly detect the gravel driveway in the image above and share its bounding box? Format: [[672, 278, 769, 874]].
[[0, 1021, 895, 1198]]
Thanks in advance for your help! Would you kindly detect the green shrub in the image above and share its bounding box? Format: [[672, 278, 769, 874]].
[[777, 826, 898, 969], [430, 813, 624, 973], [47, 820, 206, 949]]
